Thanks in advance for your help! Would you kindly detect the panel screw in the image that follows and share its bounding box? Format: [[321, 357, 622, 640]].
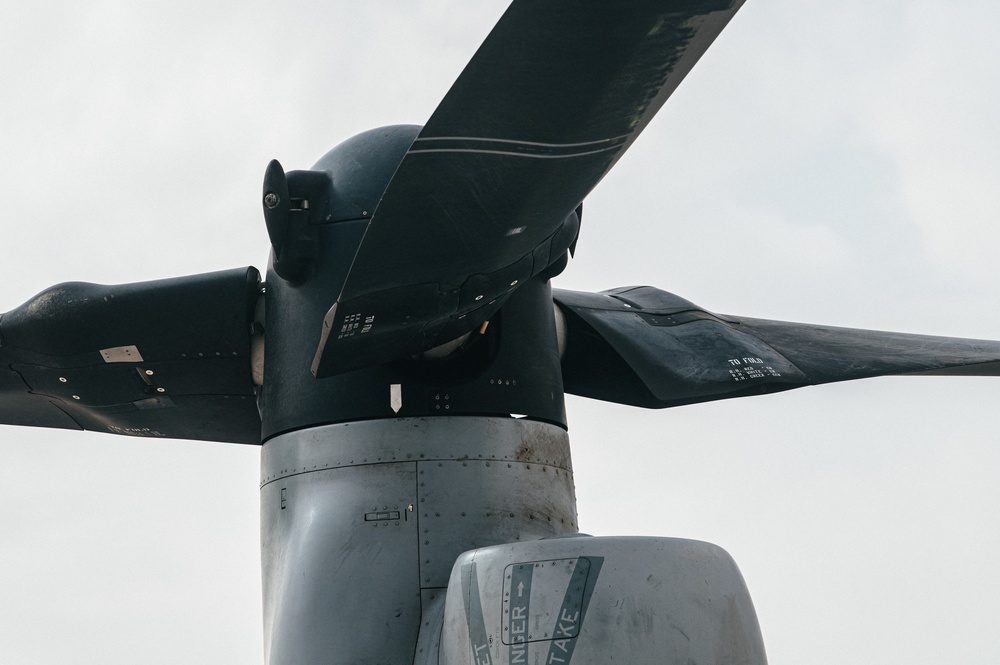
[[263, 192, 279, 208]]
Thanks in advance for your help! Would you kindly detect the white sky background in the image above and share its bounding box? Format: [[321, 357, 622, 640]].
[[1, 1, 999, 663]]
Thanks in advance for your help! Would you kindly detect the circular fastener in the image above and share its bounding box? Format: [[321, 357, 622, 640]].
[[72, 395, 81, 400], [474, 295, 484, 301], [263, 192, 280, 208], [145, 370, 154, 376], [59, 377, 68, 383], [510, 280, 518, 286], [156, 387, 166, 393]]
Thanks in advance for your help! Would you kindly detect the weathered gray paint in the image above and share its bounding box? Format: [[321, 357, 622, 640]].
[[260, 417, 578, 665], [441, 536, 767, 665], [261, 417, 767, 664]]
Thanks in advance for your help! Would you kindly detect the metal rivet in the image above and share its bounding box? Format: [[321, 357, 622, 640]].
[[72, 395, 81, 400], [59, 377, 67, 383], [510, 280, 518, 286], [145, 369, 154, 376], [156, 387, 166, 393], [475, 295, 484, 301]]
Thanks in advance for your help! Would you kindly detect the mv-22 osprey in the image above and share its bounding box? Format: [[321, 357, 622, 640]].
[[2, 1, 999, 663]]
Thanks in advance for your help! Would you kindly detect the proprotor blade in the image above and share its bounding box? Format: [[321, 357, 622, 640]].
[[312, 0, 746, 378], [0, 268, 262, 443], [554, 286, 1000, 409]]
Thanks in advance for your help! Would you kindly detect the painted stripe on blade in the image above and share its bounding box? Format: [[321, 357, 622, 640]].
[[409, 135, 627, 158]]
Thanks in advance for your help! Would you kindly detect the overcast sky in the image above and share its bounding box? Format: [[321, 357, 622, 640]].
[[1, 2, 999, 664]]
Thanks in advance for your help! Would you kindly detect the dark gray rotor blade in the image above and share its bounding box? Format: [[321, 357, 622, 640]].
[[0, 268, 263, 444], [554, 286, 1000, 408], [313, 0, 745, 378]]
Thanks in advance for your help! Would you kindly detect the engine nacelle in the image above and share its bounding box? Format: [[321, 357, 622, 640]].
[[437, 535, 767, 665]]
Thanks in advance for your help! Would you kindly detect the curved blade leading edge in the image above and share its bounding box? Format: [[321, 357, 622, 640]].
[[555, 286, 1000, 409], [313, 0, 746, 378]]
